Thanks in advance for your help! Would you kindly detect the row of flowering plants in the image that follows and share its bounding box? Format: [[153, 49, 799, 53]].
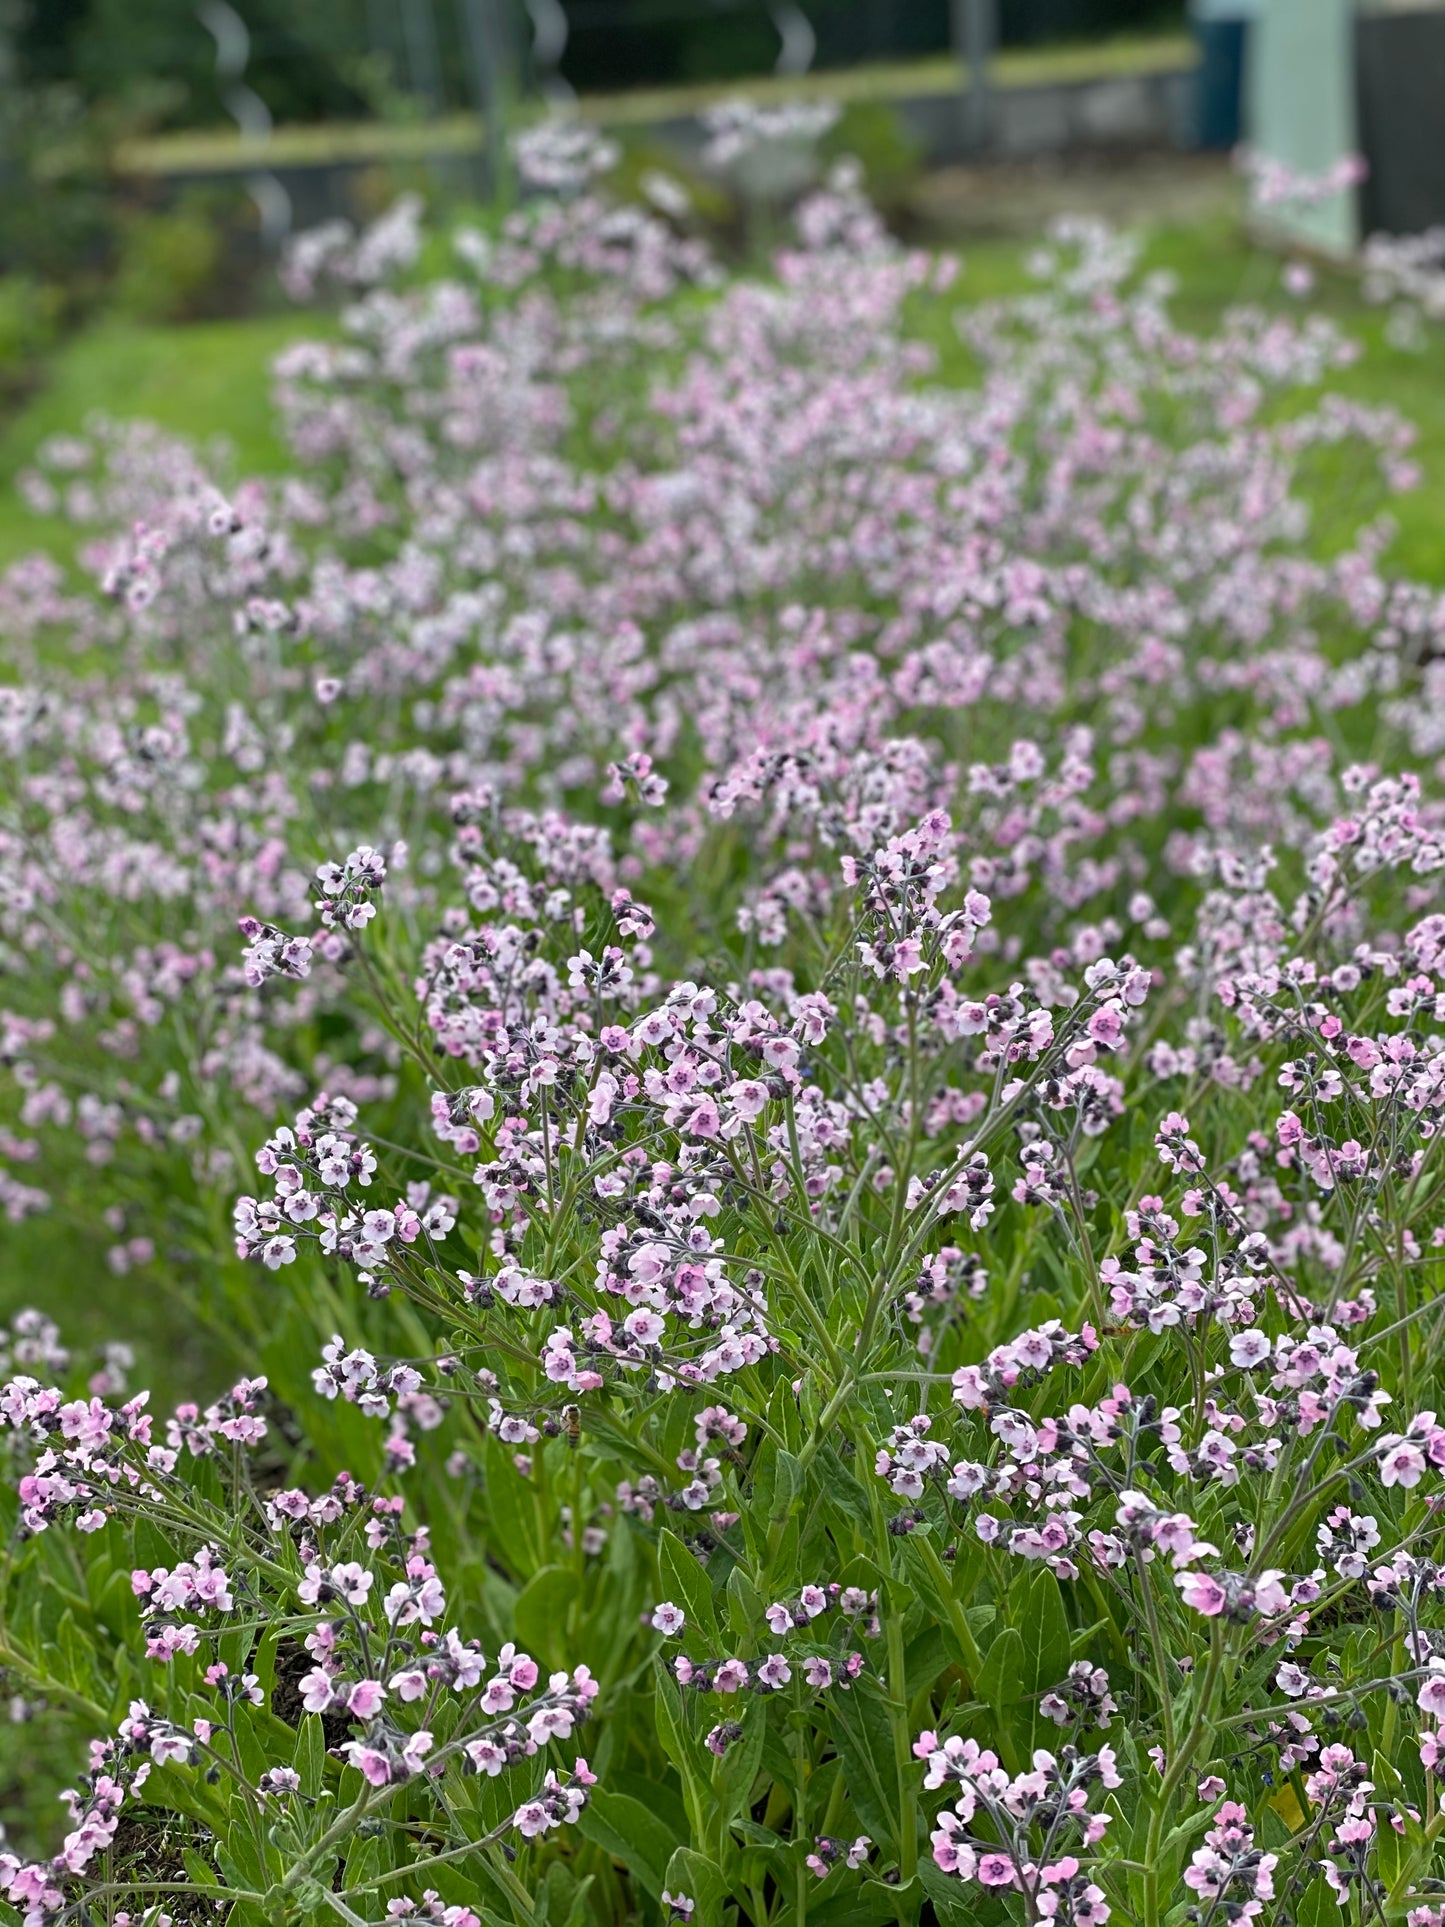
[[5, 116, 1445, 1927]]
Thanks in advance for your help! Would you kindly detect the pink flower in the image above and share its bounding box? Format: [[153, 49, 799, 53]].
[[346, 1678, 386, 1718], [1252, 1571, 1289, 1616], [299, 1669, 336, 1713], [1175, 1571, 1228, 1616], [1087, 1007, 1122, 1049], [1380, 1439, 1428, 1488], [977, 1854, 1017, 1888], [345, 1745, 393, 1787]]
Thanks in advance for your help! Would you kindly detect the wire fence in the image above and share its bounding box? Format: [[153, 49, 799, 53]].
[[1, 0, 1191, 263], [13, 1, 1185, 108]]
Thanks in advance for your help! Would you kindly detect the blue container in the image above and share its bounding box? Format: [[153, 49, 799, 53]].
[[1193, 17, 1249, 148]]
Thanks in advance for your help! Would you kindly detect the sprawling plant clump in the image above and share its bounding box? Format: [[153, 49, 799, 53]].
[[5, 127, 1445, 1927]]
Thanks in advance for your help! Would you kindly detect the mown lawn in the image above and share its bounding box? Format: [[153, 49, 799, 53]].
[[0, 311, 310, 567], [1148, 215, 1445, 584]]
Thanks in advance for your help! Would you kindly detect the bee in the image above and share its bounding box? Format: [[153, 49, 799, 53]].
[[562, 1404, 581, 1448]]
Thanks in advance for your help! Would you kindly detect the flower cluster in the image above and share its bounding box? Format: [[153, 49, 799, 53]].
[[6, 111, 1445, 1927], [920, 1731, 1119, 1918], [0, 1357, 597, 1921]]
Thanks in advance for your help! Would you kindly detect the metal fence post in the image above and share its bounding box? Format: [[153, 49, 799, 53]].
[[400, 0, 445, 115], [458, 0, 514, 199], [524, 0, 573, 101], [951, 0, 997, 154]]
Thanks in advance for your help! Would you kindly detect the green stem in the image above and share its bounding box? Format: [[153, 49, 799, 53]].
[[1143, 1622, 1225, 1927], [856, 1424, 918, 1886], [914, 1535, 981, 1688]]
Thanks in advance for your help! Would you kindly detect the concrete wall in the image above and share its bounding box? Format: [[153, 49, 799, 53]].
[[117, 59, 1202, 233], [900, 68, 1193, 164]]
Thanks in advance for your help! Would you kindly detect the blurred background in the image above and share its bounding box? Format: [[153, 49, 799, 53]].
[[0, 0, 1439, 371]]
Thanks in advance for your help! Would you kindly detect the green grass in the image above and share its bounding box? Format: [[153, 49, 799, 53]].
[[0, 310, 314, 566], [1146, 217, 1445, 584], [0, 210, 1440, 588]]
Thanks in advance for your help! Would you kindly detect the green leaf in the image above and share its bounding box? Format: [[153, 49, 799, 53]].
[[897, 1538, 952, 1633], [771, 1449, 804, 1525], [903, 1623, 950, 1700], [658, 1528, 719, 1645], [714, 1696, 766, 1824], [341, 1830, 380, 1893], [132, 1518, 180, 1577], [290, 1878, 328, 1918], [1295, 1879, 1339, 1927], [513, 1564, 578, 1673], [1156, 1807, 1215, 1863], [293, 1714, 326, 1797], [829, 1678, 900, 1851], [480, 1436, 540, 1579], [1013, 1567, 1071, 1691], [918, 1858, 983, 1923], [1069, 1615, 1110, 1656], [609, 1770, 690, 1843], [767, 1373, 804, 1453], [731, 1818, 785, 1849], [217, 1833, 271, 1894], [653, 1655, 691, 1773], [577, 1788, 683, 1900], [726, 1563, 762, 1641], [980, 1570, 1072, 1754], [232, 1707, 274, 1792], [663, 1846, 728, 1919], [182, 1848, 219, 1892], [533, 1860, 594, 1927], [653, 1654, 710, 1820], [977, 1624, 1024, 1718], [811, 1893, 915, 1927], [54, 1610, 95, 1695], [454, 1760, 523, 1837], [587, 1514, 643, 1682], [1257, 1802, 1292, 1850]]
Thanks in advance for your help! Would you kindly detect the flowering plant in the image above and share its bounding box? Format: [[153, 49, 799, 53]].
[[4, 124, 1445, 1927]]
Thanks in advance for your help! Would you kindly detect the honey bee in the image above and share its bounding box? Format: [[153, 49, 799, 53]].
[[562, 1404, 581, 1447]]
